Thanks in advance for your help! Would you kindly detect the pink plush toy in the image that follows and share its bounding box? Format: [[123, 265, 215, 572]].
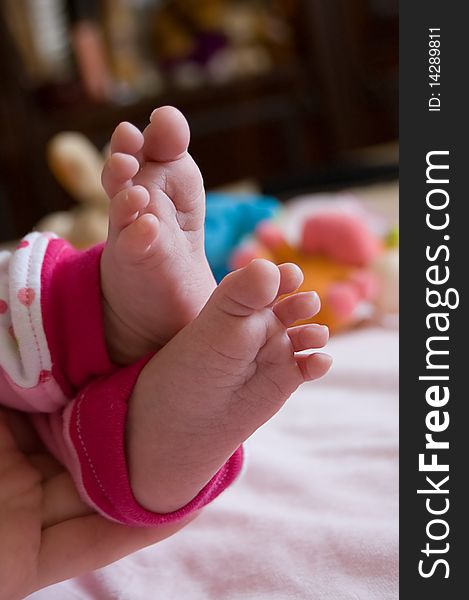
[[301, 213, 381, 267], [231, 212, 383, 332]]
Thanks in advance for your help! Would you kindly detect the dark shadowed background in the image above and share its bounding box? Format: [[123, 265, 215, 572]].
[[0, 0, 397, 242]]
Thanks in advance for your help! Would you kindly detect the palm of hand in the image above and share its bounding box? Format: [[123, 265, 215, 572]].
[[0, 408, 193, 600]]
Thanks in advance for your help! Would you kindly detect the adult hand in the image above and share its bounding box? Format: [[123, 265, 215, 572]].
[[0, 408, 194, 600]]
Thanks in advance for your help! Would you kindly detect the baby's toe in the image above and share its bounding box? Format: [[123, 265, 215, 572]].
[[273, 291, 321, 327], [133, 106, 206, 233], [110, 121, 144, 156], [143, 106, 190, 162], [216, 259, 281, 315], [102, 152, 140, 199], [296, 352, 333, 381], [277, 263, 304, 296], [115, 213, 160, 261], [108, 186, 150, 236], [288, 323, 329, 352]]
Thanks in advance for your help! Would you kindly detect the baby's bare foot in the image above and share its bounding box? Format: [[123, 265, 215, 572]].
[[127, 259, 331, 513], [100, 106, 216, 363]]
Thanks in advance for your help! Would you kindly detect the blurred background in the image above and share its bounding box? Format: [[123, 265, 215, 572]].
[[0, 6, 399, 596], [0, 0, 397, 243]]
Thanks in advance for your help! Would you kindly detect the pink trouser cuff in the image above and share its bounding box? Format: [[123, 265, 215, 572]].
[[61, 358, 244, 526], [41, 240, 114, 395]]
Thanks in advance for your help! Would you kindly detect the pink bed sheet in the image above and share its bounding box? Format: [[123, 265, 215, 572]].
[[28, 325, 398, 600]]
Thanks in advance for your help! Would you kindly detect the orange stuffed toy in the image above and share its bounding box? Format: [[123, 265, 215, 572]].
[[230, 212, 384, 333]]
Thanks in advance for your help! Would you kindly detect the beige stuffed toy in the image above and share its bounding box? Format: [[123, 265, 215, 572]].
[[37, 132, 109, 248]]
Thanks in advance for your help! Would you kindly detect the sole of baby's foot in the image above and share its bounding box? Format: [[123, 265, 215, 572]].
[[127, 259, 332, 513], [101, 106, 216, 364]]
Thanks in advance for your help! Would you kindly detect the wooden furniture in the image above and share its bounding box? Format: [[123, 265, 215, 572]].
[[0, 0, 397, 242]]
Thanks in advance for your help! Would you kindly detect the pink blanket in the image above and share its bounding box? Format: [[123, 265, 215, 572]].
[[29, 325, 398, 599]]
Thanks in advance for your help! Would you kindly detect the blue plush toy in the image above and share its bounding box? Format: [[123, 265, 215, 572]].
[[204, 193, 280, 281]]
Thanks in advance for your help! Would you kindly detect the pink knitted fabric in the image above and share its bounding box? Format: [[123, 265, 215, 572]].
[[1, 234, 244, 526], [40, 240, 114, 395], [62, 363, 244, 525]]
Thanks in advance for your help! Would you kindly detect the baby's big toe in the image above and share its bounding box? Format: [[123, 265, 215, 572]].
[[143, 106, 190, 162], [214, 259, 308, 319], [216, 259, 282, 316]]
